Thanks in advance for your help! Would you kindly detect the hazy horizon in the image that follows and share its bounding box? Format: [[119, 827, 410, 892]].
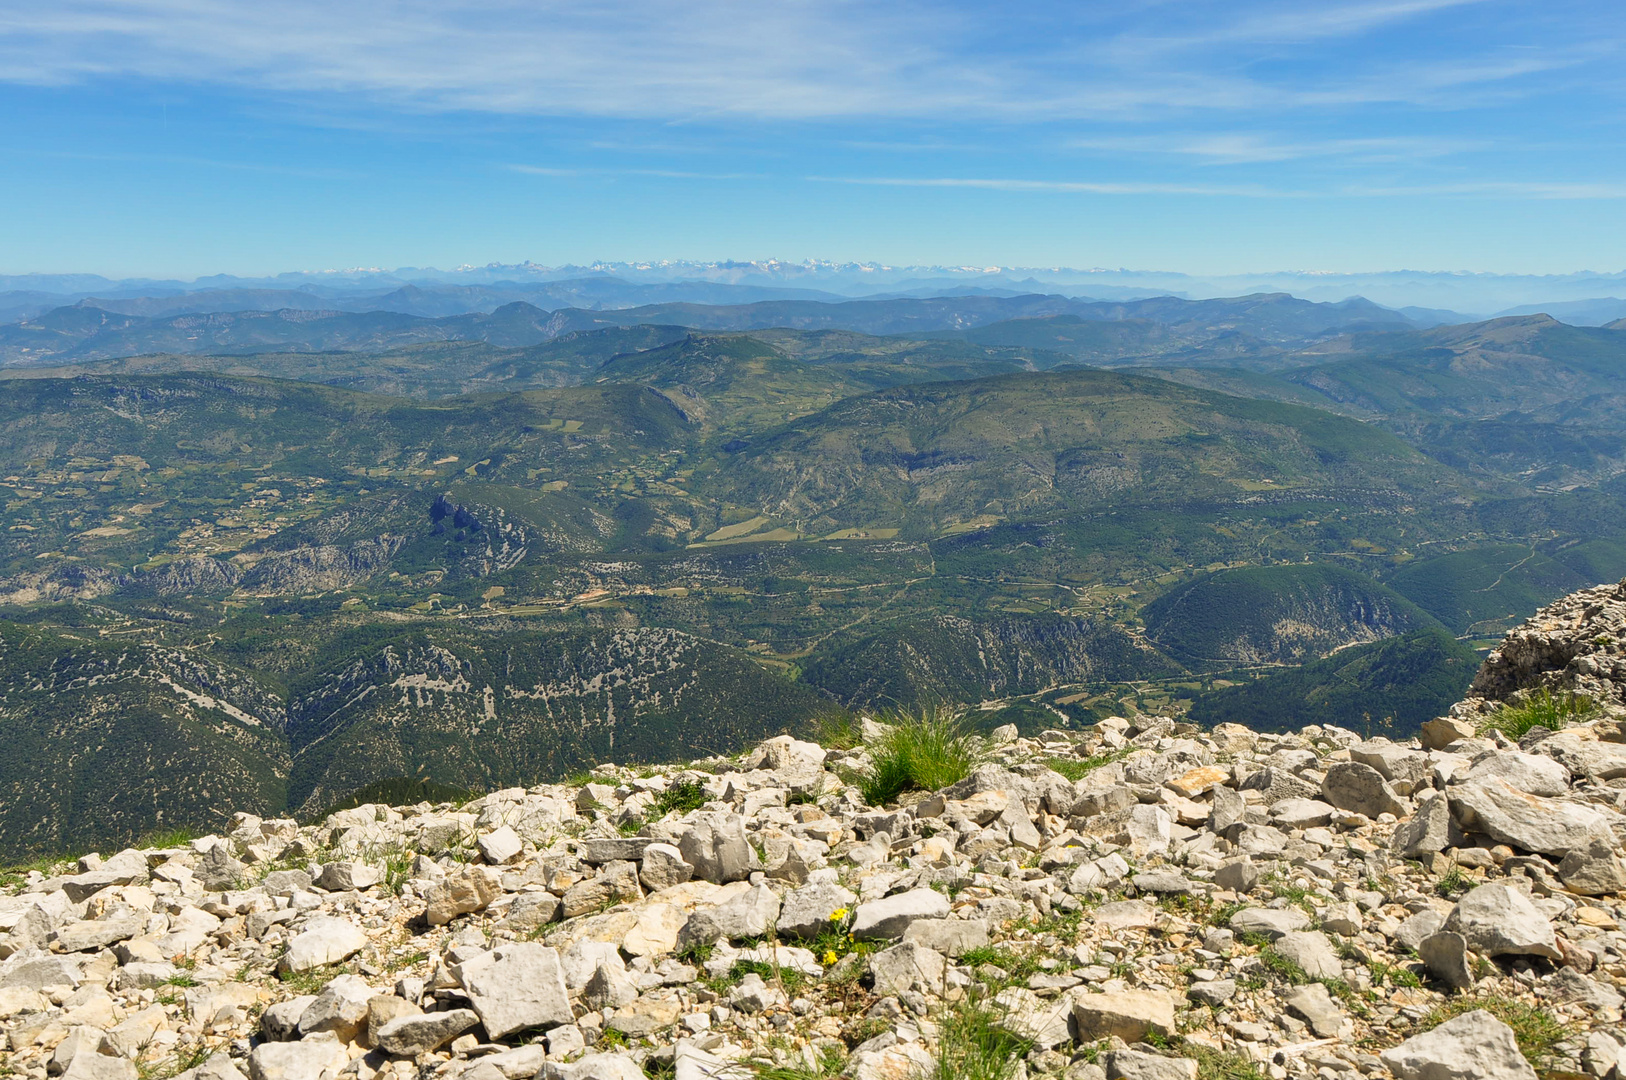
[[8, 259, 1626, 318]]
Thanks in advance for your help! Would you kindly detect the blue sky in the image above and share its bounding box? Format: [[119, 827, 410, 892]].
[[1, 0, 1623, 277]]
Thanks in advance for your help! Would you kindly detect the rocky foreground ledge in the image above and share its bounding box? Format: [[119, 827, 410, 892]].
[[5, 595, 1626, 1080]]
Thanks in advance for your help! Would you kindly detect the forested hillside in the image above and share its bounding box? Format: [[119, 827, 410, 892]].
[[5, 293, 1626, 852]]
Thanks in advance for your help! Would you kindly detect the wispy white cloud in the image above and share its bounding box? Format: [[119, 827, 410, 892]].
[[0, 0, 964, 119], [1349, 180, 1626, 198], [0, 0, 1611, 122], [807, 175, 1298, 197], [1181, 0, 1491, 46], [508, 164, 765, 181], [1067, 132, 1481, 164], [809, 174, 1626, 199], [0, 144, 359, 179]]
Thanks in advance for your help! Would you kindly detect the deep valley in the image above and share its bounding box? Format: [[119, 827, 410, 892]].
[[5, 289, 1626, 855]]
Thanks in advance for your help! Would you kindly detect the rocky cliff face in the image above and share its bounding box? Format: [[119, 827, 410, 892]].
[[4, 583, 1625, 1080], [282, 627, 825, 819], [0, 625, 290, 855], [0, 535, 408, 606], [1470, 577, 1626, 709]]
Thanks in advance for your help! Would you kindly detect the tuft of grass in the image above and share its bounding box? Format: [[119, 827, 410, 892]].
[[0, 854, 72, 890], [1248, 942, 1360, 1009], [382, 848, 414, 896], [1157, 892, 1214, 919], [1182, 1042, 1268, 1080], [136, 1042, 212, 1080], [1434, 866, 1470, 898], [858, 704, 983, 806], [1043, 747, 1133, 782], [140, 826, 199, 850], [940, 995, 1032, 1080], [1418, 997, 1568, 1068], [960, 945, 1046, 985], [386, 949, 429, 973], [1257, 946, 1310, 985], [1368, 959, 1422, 989], [1480, 687, 1594, 740], [731, 959, 808, 996], [276, 962, 352, 995], [811, 709, 862, 751], [751, 1047, 848, 1080], [651, 780, 709, 818], [618, 816, 646, 836], [841, 1017, 892, 1048]]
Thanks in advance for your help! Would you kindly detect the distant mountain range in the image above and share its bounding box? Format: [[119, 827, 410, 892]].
[[1492, 297, 1626, 326], [0, 291, 1419, 366], [5, 258, 1626, 316]]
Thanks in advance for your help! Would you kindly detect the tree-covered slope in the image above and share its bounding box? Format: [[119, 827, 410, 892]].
[[1383, 543, 1593, 637], [801, 614, 1179, 708], [713, 368, 1467, 536], [0, 620, 289, 857], [0, 615, 828, 855], [283, 625, 825, 818], [1277, 316, 1626, 424], [1141, 563, 1441, 667], [1186, 627, 1479, 736]]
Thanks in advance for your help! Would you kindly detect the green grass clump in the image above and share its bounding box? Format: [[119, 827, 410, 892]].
[[380, 846, 415, 896], [137, 1042, 212, 1080], [811, 709, 861, 751], [1043, 746, 1133, 782], [1368, 959, 1421, 989], [1257, 946, 1310, 985], [650, 780, 709, 818], [1181, 1042, 1268, 1080], [1434, 866, 1470, 898], [1248, 942, 1360, 1006], [857, 704, 983, 806], [729, 959, 807, 994], [939, 995, 1033, 1080], [959, 945, 1046, 984], [751, 1047, 848, 1080], [1419, 997, 1567, 1068], [0, 853, 73, 890], [275, 962, 352, 995], [1479, 687, 1594, 740], [139, 826, 199, 850]]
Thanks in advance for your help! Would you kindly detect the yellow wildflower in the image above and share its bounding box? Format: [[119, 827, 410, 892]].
[[829, 907, 849, 921], [823, 950, 839, 966]]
